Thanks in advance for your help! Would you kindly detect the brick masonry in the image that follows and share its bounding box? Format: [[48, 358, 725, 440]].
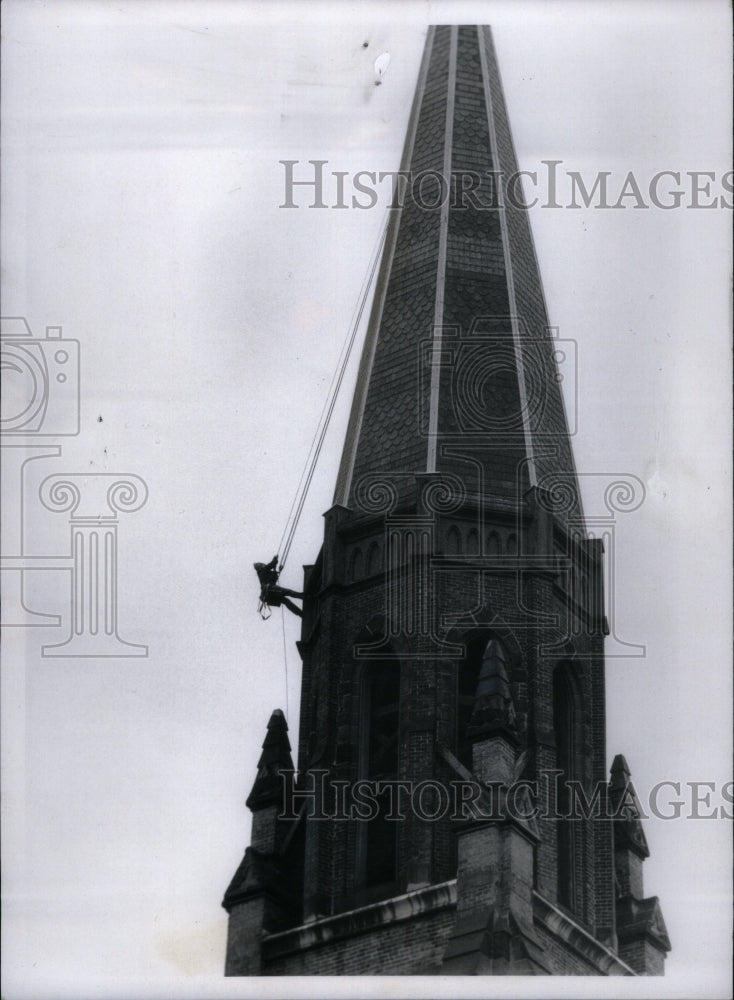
[[223, 24, 669, 978]]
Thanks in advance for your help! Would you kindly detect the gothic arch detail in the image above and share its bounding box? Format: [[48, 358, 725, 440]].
[[453, 626, 524, 767], [466, 526, 479, 554], [366, 539, 381, 577], [446, 524, 462, 555], [349, 546, 364, 582]]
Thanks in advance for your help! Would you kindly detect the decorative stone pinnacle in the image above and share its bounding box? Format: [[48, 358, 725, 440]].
[[610, 754, 650, 859], [466, 639, 518, 741], [246, 709, 294, 811]]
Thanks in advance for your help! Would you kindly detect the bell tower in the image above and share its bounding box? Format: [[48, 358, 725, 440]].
[[223, 24, 670, 976]]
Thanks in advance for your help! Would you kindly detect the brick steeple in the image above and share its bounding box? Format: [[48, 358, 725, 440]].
[[224, 25, 669, 977], [335, 25, 581, 526]]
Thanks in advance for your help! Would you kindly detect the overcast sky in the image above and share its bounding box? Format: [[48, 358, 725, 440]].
[[1, 2, 732, 998]]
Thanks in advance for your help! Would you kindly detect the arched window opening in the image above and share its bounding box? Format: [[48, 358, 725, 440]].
[[466, 527, 479, 554], [487, 531, 501, 555], [446, 525, 462, 555], [349, 547, 364, 582], [553, 664, 578, 911], [366, 540, 381, 577], [506, 532, 518, 555], [360, 659, 400, 888]]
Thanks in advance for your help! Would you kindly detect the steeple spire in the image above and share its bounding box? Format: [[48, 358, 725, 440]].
[[335, 25, 581, 525]]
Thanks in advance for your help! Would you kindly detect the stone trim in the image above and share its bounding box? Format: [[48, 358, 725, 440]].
[[478, 26, 536, 488], [262, 880, 457, 960], [533, 892, 636, 976], [426, 25, 458, 474]]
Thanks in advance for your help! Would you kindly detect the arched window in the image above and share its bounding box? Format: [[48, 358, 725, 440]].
[[553, 664, 578, 911], [446, 525, 462, 555], [349, 547, 364, 582], [457, 636, 510, 768], [466, 527, 479, 554], [366, 540, 381, 577], [360, 659, 400, 889], [487, 531, 501, 555], [506, 532, 518, 555]]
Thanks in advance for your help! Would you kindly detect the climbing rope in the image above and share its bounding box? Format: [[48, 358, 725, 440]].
[[274, 212, 389, 573]]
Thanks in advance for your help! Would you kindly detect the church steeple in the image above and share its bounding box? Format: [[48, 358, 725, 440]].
[[224, 25, 668, 978], [335, 25, 581, 526]]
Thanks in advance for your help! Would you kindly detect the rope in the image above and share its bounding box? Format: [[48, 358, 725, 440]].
[[276, 213, 389, 571]]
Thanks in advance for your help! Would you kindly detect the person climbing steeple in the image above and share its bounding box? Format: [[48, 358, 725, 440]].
[[254, 556, 303, 617]]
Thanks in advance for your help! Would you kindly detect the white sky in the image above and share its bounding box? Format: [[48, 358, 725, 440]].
[[1, 1, 731, 998]]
